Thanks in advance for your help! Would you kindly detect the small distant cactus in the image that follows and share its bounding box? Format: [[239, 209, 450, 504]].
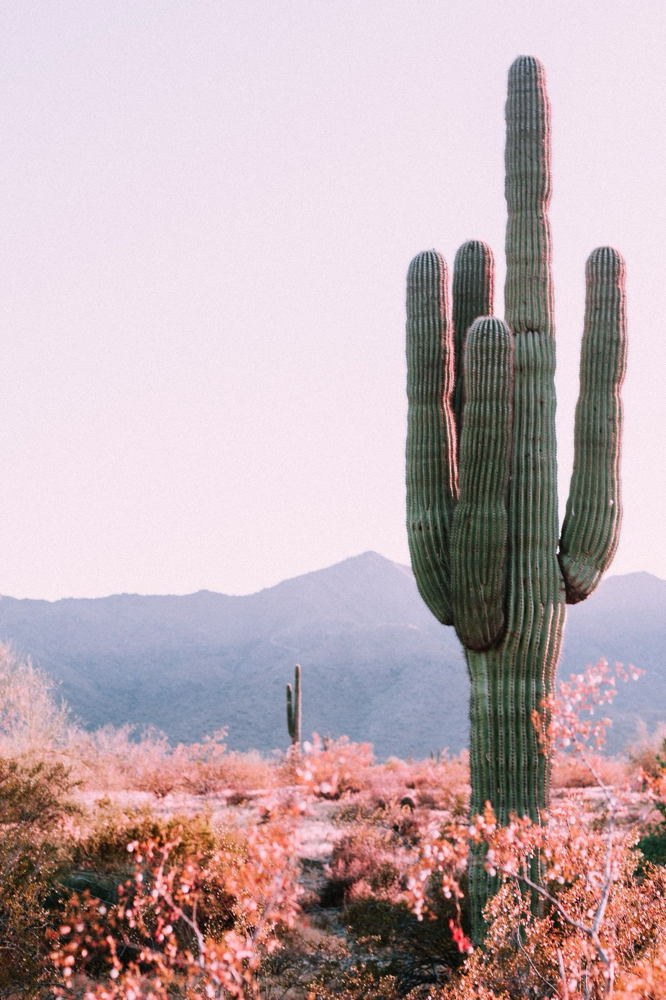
[[286, 664, 301, 750]]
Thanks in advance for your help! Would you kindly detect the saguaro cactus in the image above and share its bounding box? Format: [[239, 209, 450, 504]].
[[286, 663, 302, 750], [406, 56, 627, 938]]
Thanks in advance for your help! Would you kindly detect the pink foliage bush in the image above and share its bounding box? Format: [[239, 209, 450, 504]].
[[51, 807, 302, 998]]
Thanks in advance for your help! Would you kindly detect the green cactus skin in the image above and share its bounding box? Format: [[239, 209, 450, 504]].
[[286, 663, 301, 749], [405, 56, 627, 941], [451, 317, 514, 651], [406, 242, 495, 626], [504, 57, 554, 337], [559, 248, 628, 603], [406, 251, 457, 626], [452, 242, 495, 439]]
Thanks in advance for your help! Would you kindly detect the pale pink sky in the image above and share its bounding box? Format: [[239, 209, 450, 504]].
[[0, 0, 664, 599]]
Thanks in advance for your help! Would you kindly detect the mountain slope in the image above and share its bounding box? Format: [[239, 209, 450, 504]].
[[0, 553, 663, 758]]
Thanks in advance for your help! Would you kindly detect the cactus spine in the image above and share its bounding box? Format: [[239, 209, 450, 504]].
[[405, 57, 627, 940], [286, 663, 301, 750]]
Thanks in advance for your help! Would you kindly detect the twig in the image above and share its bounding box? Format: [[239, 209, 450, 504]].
[[557, 947, 569, 1000], [514, 920, 557, 995], [497, 863, 613, 981]]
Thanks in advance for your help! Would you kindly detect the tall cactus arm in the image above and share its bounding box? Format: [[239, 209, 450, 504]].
[[559, 248, 628, 603], [452, 241, 496, 437], [406, 250, 458, 624], [293, 662, 301, 746], [504, 56, 554, 337], [286, 663, 302, 746], [500, 57, 564, 838], [286, 683, 295, 739], [451, 317, 514, 651]]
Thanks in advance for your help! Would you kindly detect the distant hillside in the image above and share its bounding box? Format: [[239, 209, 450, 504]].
[[0, 553, 663, 758]]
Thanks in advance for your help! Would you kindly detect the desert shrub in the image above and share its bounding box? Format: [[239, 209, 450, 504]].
[[0, 831, 63, 994], [397, 803, 666, 998], [626, 720, 666, 779], [615, 938, 666, 998], [402, 753, 470, 809], [635, 735, 666, 866], [256, 920, 354, 999], [334, 796, 424, 847], [71, 725, 280, 797], [322, 823, 409, 907], [340, 752, 470, 818], [294, 735, 375, 798], [311, 969, 403, 999], [393, 662, 666, 998], [65, 723, 142, 791], [217, 747, 277, 792], [0, 642, 70, 759], [316, 815, 466, 993], [427, 854, 666, 999], [551, 751, 629, 789], [52, 810, 301, 998], [335, 798, 381, 825], [0, 755, 77, 828], [66, 804, 220, 884], [166, 730, 229, 795], [0, 752, 78, 994], [69, 726, 229, 796], [310, 969, 403, 999], [637, 827, 666, 867], [76, 724, 180, 794], [0, 648, 277, 801], [343, 894, 466, 994]]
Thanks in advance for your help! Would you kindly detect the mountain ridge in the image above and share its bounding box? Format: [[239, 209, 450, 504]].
[[0, 552, 663, 758]]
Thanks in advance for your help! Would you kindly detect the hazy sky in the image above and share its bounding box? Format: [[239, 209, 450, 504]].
[[0, 1, 664, 600]]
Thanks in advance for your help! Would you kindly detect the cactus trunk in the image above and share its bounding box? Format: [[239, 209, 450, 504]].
[[466, 651, 559, 938], [404, 56, 627, 942], [286, 663, 302, 750], [464, 326, 565, 940], [466, 328, 565, 820]]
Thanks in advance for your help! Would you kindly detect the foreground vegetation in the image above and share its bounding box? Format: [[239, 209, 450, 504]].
[[0, 643, 665, 998]]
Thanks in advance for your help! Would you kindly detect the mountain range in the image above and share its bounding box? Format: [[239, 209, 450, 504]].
[[0, 552, 663, 758]]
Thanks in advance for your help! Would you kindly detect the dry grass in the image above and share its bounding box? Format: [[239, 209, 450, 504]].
[[551, 751, 630, 789]]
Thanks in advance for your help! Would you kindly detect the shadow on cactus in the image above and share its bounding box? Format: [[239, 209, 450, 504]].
[[405, 55, 627, 941]]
